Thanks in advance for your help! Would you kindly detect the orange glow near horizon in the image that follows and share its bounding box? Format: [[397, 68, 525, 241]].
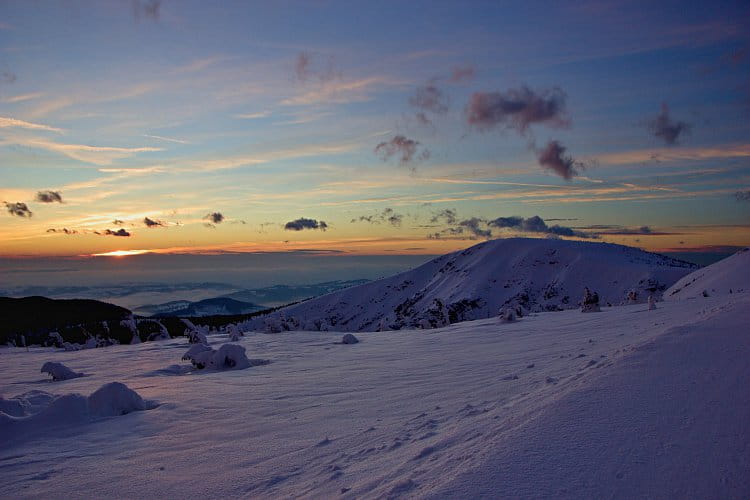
[[90, 249, 153, 257]]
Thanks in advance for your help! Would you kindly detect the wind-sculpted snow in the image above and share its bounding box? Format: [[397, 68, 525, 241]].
[[0, 382, 156, 444], [248, 238, 697, 332], [666, 247, 749, 299]]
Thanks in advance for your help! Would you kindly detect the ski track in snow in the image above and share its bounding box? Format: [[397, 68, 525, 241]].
[[0, 293, 748, 498]]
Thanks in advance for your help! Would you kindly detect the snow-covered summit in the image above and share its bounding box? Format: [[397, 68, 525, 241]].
[[665, 247, 749, 300], [253, 237, 697, 332]]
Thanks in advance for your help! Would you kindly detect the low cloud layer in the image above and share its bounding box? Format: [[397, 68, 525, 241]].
[[466, 85, 568, 135], [36, 190, 63, 203], [489, 215, 595, 239], [5, 201, 32, 217], [375, 135, 430, 165], [649, 103, 691, 145], [536, 140, 581, 180], [284, 217, 328, 231]]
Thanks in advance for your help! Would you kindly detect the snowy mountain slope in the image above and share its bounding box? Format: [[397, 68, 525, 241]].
[[1, 293, 747, 498], [253, 238, 697, 332], [665, 247, 749, 300]]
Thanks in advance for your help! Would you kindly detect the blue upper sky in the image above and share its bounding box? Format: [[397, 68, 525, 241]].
[[1, 0, 749, 258]]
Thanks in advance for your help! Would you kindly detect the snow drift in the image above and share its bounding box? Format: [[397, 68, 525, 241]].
[[665, 247, 749, 300], [249, 238, 696, 331], [0, 382, 156, 441]]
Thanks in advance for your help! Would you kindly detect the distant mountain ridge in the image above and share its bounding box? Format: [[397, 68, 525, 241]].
[[149, 297, 265, 317], [250, 238, 698, 332]]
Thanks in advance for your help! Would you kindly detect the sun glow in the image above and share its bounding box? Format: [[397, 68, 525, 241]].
[[90, 249, 152, 257]]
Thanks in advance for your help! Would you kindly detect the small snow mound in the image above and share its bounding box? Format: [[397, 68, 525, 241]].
[[88, 382, 154, 417], [342, 333, 359, 344], [498, 308, 516, 323], [41, 361, 84, 381]]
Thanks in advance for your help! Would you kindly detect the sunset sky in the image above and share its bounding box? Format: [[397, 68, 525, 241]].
[[1, 0, 749, 260]]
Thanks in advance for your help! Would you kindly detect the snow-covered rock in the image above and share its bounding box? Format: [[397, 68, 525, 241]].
[[665, 247, 750, 300], [41, 361, 84, 381], [246, 238, 696, 331], [342, 333, 359, 344]]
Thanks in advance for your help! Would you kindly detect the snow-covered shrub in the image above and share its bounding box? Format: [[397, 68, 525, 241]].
[[226, 323, 243, 341], [581, 287, 601, 313], [181, 343, 251, 370], [648, 295, 657, 310], [498, 308, 516, 323], [342, 333, 359, 344], [130, 332, 141, 344], [48, 332, 64, 348], [186, 328, 208, 345], [264, 315, 283, 333], [87, 382, 153, 417], [62, 342, 83, 351], [41, 361, 84, 381], [209, 344, 251, 370], [626, 290, 639, 304]]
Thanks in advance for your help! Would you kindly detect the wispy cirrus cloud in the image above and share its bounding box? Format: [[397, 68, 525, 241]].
[[7, 137, 162, 165], [2, 92, 44, 103], [281, 76, 401, 106], [0, 116, 62, 133]]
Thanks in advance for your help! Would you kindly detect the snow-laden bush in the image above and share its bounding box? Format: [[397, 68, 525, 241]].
[[88, 382, 153, 417], [626, 290, 639, 304], [48, 332, 64, 348], [581, 287, 601, 313], [498, 308, 516, 323], [41, 361, 84, 381], [181, 343, 251, 370], [342, 333, 359, 344], [186, 328, 208, 345], [648, 295, 657, 310], [226, 323, 243, 341]]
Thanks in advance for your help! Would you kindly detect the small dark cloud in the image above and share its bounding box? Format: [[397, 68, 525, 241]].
[[204, 212, 225, 224], [284, 217, 328, 231], [113, 219, 125, 226], [143, 217, 165, 228], [489, 215, 595, 239], [536, 140, 582, 180], [36, 190, 63, 203], [351, 207, 404, 227], [450, 65, 475, 83], [295, 52, 311, 82], [46, 228, 77, 235], [1, 71, 16, 84], [649, 103, 691, 146], [294, 52, 340, 83], [104, 228, 131, 237], [4, 202, 32, 217], [734, 190, 750, 202], [459, 218, 492, 239], [132, 0, 160, 21], [374, 135, 430, 165], [410, 84, 448, 115], [589, 225, 679, 236], [466, 85, 569, 135], [430, 208, 458, 225]]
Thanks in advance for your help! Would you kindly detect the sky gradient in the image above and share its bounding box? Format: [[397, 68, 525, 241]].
[[1, 0, 749, 260]]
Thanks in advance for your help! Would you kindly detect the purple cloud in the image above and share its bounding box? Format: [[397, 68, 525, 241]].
[[466, 85, 569, 135]]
